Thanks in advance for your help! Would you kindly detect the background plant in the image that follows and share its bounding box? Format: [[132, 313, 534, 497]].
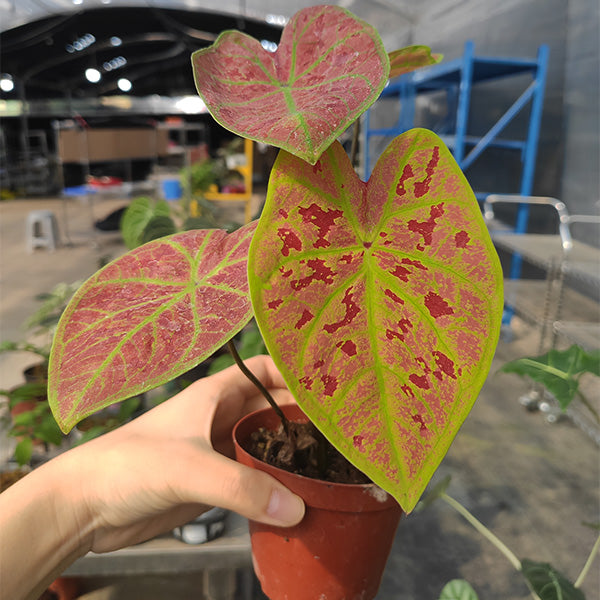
[[0, 279, 82, 368], [426, 342, 600, 600], [0, 281, 83, 465], [0, 382, 63, 465], [120, 195, 220, 250], [500, 344, 600, 422]]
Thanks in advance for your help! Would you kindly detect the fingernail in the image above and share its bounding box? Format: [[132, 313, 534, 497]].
[[267, 488, 305, 525]]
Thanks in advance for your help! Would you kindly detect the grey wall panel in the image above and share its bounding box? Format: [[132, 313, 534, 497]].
[[562, 0, 600, 245], [414, 0, 568, 225], [369, 0, 598, 243]]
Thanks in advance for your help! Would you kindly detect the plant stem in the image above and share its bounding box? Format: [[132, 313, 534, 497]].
[[574, 532, 600, 588], [226, 340, 291, 435], [442, 493, 543, 600], [441, 492, 522, 571]]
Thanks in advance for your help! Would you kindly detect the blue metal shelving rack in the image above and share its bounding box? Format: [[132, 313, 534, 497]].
[[364, 40, 549, 237]]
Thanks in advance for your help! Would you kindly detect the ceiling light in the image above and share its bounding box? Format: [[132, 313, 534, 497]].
[[66, 33, 95, 53], [103, 56, 127, 71], [117, 78, 132, 92], [261, 40, 278, 53], [266, 14, 287, 26], [85, 68, 101, 83], [0, 74, 14, 93], [174, 96, 206, 114], [72, 0, 83, 4], [110, 37, 122, 47]]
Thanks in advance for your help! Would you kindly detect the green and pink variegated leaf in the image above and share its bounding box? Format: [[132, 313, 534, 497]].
[[248, 129, 503, 513], [388, 45, 443, 79], [49, 223, 257, 433], [191, 5, 389, 165]]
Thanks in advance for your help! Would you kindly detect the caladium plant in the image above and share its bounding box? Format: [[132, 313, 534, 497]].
[[48, 4, 503, 513]]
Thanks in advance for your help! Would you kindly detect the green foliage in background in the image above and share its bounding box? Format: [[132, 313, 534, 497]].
[[438, 580, 479, 600], [501, 345, 599, 422]]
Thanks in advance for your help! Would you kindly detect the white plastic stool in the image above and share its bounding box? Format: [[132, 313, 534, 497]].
[[25, 210, 60, 252]]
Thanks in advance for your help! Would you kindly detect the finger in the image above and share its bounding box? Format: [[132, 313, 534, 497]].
[[178, 450, 305, 527]]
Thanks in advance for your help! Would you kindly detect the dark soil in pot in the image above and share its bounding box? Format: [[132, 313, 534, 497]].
[[247, 416, 370, 484], [234, 405, 402, 600]]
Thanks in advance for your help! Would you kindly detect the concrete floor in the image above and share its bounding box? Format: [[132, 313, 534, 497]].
[[1, 196, 599, 599]]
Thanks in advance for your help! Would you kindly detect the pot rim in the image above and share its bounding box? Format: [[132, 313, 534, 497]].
[[233, 404, 400, 513]]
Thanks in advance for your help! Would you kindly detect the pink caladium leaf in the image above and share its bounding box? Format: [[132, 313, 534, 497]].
[[388, 45, 443, 78], [191, 5, 389, 165], [49, 222, 257, 432], [248, 129, 503, 512]]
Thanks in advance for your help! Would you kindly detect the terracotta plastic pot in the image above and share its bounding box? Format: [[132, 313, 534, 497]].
[[47, 577, 80, 600], [233, 404, 402, 600]]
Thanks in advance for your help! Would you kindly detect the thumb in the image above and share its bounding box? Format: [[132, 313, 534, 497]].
[[183, 451, 305, 527]]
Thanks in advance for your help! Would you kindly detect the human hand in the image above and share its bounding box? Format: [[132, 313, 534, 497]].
[[53, 355, 305, 554]]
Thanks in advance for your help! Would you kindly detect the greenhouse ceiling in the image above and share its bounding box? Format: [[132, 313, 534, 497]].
[[0, 0, 427, 101]]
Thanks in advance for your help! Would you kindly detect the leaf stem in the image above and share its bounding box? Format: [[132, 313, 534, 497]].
[[441, 492, 522, 571], [574, 532, 600, 588], [226, 340, 291, 435]]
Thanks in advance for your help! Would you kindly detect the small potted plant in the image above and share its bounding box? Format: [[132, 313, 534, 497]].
[[0, 279, 82, 383], [1, 280, 83, 466], [0, 382, 64, 466], [47, 6, 504, 599]]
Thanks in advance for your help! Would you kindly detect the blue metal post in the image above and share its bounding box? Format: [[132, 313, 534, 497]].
[[398, 76, 416, 133], [453, 41, 475, 166], [515, 44, 549, 234], [364, 107, 371, 179], [508, 44, 549, 283]]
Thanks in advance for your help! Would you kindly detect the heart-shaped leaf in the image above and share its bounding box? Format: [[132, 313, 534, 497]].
[[520, 559, 584, 600], [191, 5, 389, 164], [248, 129, 503, 512], [49, 222, 257, 432], [388, 45, 443, 79]]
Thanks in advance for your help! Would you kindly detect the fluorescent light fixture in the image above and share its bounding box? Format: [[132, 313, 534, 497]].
[[67, 33, 95, 53], [0, 74, 14, 93], [117, 78, 132, 92], [103, 56, 127, 71], [261, 40, 278, 53], [85, 68, 101, 83], [174, 96, 206, 114], [266, 14, 287, 26]]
